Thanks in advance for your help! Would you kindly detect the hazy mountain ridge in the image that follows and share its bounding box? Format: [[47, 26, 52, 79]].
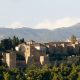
[[0, 23, 80, 42]]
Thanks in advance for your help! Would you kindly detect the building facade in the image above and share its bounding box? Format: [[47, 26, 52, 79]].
[[2, 40, 80, 69]]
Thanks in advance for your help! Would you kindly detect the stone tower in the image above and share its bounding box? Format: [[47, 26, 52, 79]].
[[6, 51, 16, 69], [16, 41, 49, 66]]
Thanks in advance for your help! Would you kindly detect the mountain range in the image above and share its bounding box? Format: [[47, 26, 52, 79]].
[[0, 23, 80, 42]]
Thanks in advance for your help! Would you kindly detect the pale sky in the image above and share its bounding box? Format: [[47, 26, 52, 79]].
[[0, 0, 80, 29]]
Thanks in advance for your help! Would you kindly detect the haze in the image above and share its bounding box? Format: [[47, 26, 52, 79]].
[[0, 0, 80, 29]]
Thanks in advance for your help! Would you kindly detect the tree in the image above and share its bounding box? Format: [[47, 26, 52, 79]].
[[1, 38, 12, 51], [20, 38, 25, 43], [12, 36, 20, 50], [3, 72, 11, 80], [70, 35, 77, 44]]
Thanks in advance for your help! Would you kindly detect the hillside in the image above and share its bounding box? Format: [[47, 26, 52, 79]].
[[0, 23, 80, 42]]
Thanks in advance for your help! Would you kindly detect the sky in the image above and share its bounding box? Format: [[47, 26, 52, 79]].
[[0, 0, 80, 29]]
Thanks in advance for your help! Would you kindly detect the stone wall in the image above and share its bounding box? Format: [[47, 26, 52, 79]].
[[6, 52, 16, 69]]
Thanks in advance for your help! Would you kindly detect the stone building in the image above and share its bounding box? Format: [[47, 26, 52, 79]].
[[2, 40, 80, 69], [16, 40, 49, 66], [45, 41, 80, 63], [2, 51, 16, 69]]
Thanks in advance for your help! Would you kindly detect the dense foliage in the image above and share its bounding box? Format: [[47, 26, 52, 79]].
[[0, 36, 25, 51], [0, 63, 80, 80], [0, 35, 80, 80], [70, 35, 77, 44]]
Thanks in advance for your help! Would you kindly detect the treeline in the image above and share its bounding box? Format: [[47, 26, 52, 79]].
[[0, 63, 80, 80], [0, 36, 25, 51]]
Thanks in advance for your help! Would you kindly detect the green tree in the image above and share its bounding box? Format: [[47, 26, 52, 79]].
[[1, 38, 12, 51], [70, 35, 77, 44], [20, 38, 25, 43], [12, 36, 20, 50], [3, 72, 11, 80]]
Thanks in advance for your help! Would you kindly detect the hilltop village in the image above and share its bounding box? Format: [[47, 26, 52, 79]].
[[1, 38, 80, 69]]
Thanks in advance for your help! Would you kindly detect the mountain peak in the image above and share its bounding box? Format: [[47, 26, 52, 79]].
[[0, 17, 80, 30], [0, 23, 80, 42], [5, 22, 27, 29], [34, 17, 80, 30]]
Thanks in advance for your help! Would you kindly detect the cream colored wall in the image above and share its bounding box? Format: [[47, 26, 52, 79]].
[[23, 45, 31, 64], [40, 56, 44, 65], [6, 52, 16, 69], [6, 53, 10, 67]]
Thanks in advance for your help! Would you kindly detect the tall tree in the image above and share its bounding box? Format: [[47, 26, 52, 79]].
[[70, 35, 77, 44], [12, 36, 19, 50], [1, 38, 12, 51], [20, 38, 25, 43]]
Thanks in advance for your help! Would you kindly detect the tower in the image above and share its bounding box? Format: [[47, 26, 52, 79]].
[[6, 51, 16, 69]]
